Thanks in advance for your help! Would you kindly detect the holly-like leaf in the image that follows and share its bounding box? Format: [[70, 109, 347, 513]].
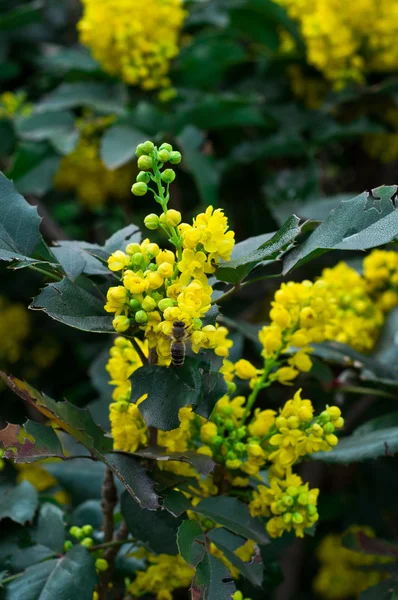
[[121, 492, 180, 554], [131, 360, 203, 430], [208, 528, 263, 587], [177, 520, 205, 567], [283, 185, 398, 274], [51, 244, 108, 280], [0, 172, 44, 263], [135, 447, 215, 476], [30, 277, 114, 333], [104, 453, 159, 510], [191, 497, 269, 544], [0, 533, 54, 572], [314, 426, 398, 463], [100, 125, 146, 169], [3, 545, 97, 600], [193, 553, 236, 600], [35, 504, 65, 554], [0, 421, 65, 462], [0, 1, 43, 31], [17, 112, 75, 143], [195, 370, 228, 419], [0, 482, 38, 525], [163, 491, 193, 517], [215, 215, 301, 284], [36, 82, 127, 115]]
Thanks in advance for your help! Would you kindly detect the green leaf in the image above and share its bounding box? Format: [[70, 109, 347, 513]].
[[71, 500, 103, 529], [177, 520, 205, 566], [355, 413, 398, 436], [177, 126, 220, 207], [283, 186, 398, 274], [0, 421, 65, 462], [121, 492, 180, 554], [131, 359, 203, 430], [30, 277, 114, 333], [17, 112, 75, 142], [0, 482, 38, 525], [360, 578, 398, 600], [135, 447, 215, 476], [40, 48, 100, 74], [100, 125, 146, 169], [37, 82, 127, 115], [0, 1, 43, 31], [0, 173, 43, 263], [35, 504, 65, 554], [163, 491, 193, 517], [0, 120, 16, 155], [6, 142, 61, 197], [208, 528, 263, 587], [193, 553, 236, 600], [43, 460, 111, 504], [0, 533, 54, 572], [216, 215, 301, 284], [3, 545, 97, 600], [51, 243, 108, 280], [191, 497, 269, 544], [195, 370, 228, 419], [314, 427, 398, 463], [104, 453, 159, 510]]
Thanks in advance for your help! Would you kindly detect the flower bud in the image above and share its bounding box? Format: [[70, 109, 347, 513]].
[[159, 142, 173, 152], [307, 504, 317, 516], [136, 171, 150, 183], [226, 450, 237, 461], [135, 143, 146, 157], [164, 209, 181, 227], [282, 494, 294, 507], [222, 406, 233, 416], [70, 526, 82, 539], [132, 182, 148, 196], [113, 315, 131, 333], [141, 296, 157, 312], [158, 149, 170, 162], [227, 381, 237, 395], [135, 310, 148, 324], [236, 426, 246, 439], [95, 558, 109, 572], [158, 298, 174, 312], [298, 493, 308, 506], [64, 540, 73, 551], [169, 151, 182, 164], [129, 299, 141, 311], [202, 519, 215, 530], [326, 433, 338, 447], [81, 525, 93, 536], [292, 512, 304, 524], [224, 419, 235, 431], [142, 141, 154, 154], [234, 442, 245, 454], [192, 318, 202, 330], [323, 422, 335, 434], [80, 537, 94, 549], [137, 155, 153, 171], [132, 252, 144, 266], [148, 263, 158, 271], [145, 243, 160, 257], [157, 262, 173, 278], [283, 513, 292, 524], [126, 243, 141, 255], [144, 213, 160, 230], [161, 168, 176, 183]]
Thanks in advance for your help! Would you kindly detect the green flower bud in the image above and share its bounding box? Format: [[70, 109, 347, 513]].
[[234, 442, 246, 454], [236, 426, 247, 439], [169, 151, 182, 164], [222, 406, 233, 416], [135, 143, 146, 157], [69, 526, 82, 540], [283, 513, 292, 524], [113, 315, 131, 333], [136, 171, 151, 183], [80, 537, 94, 549], [227, 381, 237, 395], [226, 450, 237, 461], [148, 263, 158, 271], [144, 213, 160, 230], [192, 318, 202, 330], [319, 410, 330, 422], [132, 252, 144, 266], [292, 512, 304, 524], [202, 519, 215, 530], [135, 310, 148, 324], [129, 299, 141, 311], [132, 182, 148, 196], [64, 540, 73, 551], [158, 298, 174, 312], [224, 419, 235, 431], [211, 435, 223, 447], [307, 504, 317, 516], [95, 558, 109, 572], [282, 494, 294, 507], [158, 149, 170, 162], [323, 422, 335, 434], [298, 493, 308, 506], [142, 141, 155, 154], [161, 168, 176, 183], [81, 525, 93, 536], [141, 296, 157, 312], [159, 142, 173, 152], [126, 243, 141, 255], [137, 155, 153, 171]]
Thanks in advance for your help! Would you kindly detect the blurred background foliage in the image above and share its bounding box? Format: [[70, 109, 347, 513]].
[[1, 1, 398, 599]]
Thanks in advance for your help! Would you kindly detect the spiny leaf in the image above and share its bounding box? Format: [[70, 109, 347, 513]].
[[135, 447, 215, 476], [314, 426, 398, 463], [194, 553, 236, 600], [0, 482, 38, 525], [177, 520, 205, 567], [0, 421, 65, 462]]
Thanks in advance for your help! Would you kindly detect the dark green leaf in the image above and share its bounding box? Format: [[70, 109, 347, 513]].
[[105, 453, 159, 510], [100, 125, 145, 169], [40, 48, 99, 73], [37, 82, 127, 115], [177, 126, 220, 207], [284, 186, 398, 273], [195, 370, 228, 419], [135, 447, 215, 476], [314, 427, 398, 463], [3, 545, 97, 600], [208, 528, 263, 587], [0, 534, 54, 572], [216, 215, 301, 284], [35, 504, 65, 554], [131, 359, 203, 430], [177, 520, 205, 566], [0, 120, 15, 155], [163, 491, 193, 517], [360, 578, 398, 600], [0, 421, 65, 462], [17, 112, 75, 142], [51, 243, 108, 280], [30, 277, 114, 333], [121, 492, 180, 554], [0, 482, 38, 525], [191, 497, 269, 544], [0, 1, 43, 31], [71, 500, 103, 529], [43, 460, 111, 504], [0, 570, 7, 585], [194, 553, 236, 600], [0, 173, 43, 263], [6, 142, 61, 197]]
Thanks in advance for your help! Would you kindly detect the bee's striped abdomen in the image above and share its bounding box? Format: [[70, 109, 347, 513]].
[[171, 341, 185, 367]]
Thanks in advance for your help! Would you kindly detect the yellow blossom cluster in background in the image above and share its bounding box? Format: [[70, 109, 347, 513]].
[[0, 296, 30, 364], [364, 249, 398, 310], [0, 91, 31, 119], [314, 526, 392, 599], [276, 0, 398, 88], [128, 552, 193, 600], [54, 115, 134, 209], [78, 0, 185, 98]]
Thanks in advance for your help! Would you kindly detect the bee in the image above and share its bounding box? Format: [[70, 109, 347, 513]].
[[170, 320, 189, 367]]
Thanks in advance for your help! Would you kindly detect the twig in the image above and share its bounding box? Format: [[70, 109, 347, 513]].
[[98, 521, 129, 599], [89, 538, 132, 553], [97, 468, 118, 600]]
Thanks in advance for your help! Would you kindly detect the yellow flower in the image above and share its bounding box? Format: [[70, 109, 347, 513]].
[[200, 422, 218, 443], [110, 399, 148, 452], [104, 286, 128, 314], [123, 271, 148, 294], [128, 553, 193, 600], [108, 251, 130, 272], [234, 359, 258, 380]]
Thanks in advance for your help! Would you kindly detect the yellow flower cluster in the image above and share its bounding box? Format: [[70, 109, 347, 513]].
[[0, 297, 30, 363], [54, 115, 134, 209], [106, 336, 147, 401], [276, 0, 398, 88], [364, 249, 398, 311], [249, 471, 319, 538], [78, 0, 185, 96], [128, 552, 193, 600], [0, 91, 31, 119], [314, 526, 391, 599]]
